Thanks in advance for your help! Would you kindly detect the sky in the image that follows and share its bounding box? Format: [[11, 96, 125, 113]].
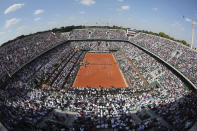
[[0, 0, 197, 47]]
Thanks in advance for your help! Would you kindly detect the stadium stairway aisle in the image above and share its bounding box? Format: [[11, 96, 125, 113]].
[[0, 122, 7, 131], [189, 122, 197, 131], [147, 109, 171, 128]]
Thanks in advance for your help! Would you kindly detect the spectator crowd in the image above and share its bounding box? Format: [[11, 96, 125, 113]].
[[0, 29, 196, 130], [0, 32, 69, 82], [70, 29, 128, 40], [129, 33, 197, 87]]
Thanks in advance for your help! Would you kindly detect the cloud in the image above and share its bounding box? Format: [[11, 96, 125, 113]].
[[80, 11, 85, 14], [0, 32, 5, 35], [185, 17, 191, 22], [5, 18, 21, 28], [4, 3, 24, 14], [118, 0, 124, 2], [121, 5, 130, 10], [34, 17, 41, 21], [152, 8, 158, 11], [183, 17, 197, 24], [34, 9, 44, 15], [80, 0, 96, 6]]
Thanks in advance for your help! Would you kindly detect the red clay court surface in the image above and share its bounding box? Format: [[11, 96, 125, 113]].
[[72, 53, 128, 88]]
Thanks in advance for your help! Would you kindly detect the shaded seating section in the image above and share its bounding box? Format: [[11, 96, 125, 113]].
[[129, 33, 197, 87]]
